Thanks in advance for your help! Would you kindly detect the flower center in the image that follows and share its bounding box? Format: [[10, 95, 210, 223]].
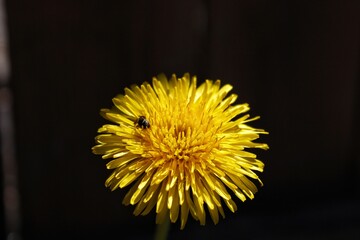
[[146, 117, 220, 167], [139, 95, 222, 170]]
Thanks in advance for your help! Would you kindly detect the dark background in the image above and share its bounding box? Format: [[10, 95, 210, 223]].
[[2, 0, 360, 239]]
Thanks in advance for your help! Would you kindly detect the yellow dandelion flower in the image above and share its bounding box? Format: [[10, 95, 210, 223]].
[[92, 73, 269, 229]]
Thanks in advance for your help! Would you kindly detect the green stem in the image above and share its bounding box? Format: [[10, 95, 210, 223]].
[[154, 218, 171, 240]]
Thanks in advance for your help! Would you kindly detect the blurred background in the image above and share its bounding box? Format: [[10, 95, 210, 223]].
[[1, 0, 359, 239]]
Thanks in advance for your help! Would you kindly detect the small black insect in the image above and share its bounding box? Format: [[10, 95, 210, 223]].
[[136, 116, 150, 129]]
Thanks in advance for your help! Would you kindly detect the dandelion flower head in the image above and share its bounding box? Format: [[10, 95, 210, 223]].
[[92, 73, 269, 229]]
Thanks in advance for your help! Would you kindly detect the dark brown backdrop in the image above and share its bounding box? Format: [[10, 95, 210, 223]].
[[2, 0, 360, 239]]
